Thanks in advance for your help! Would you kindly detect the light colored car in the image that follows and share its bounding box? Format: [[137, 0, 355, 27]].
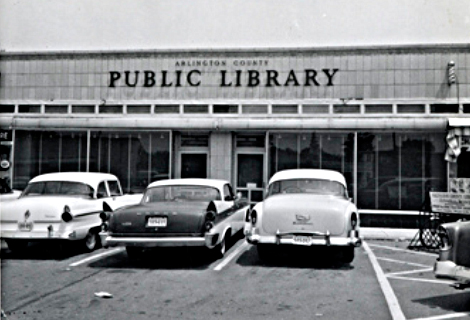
[[245, 169, 362, 263], [434, 220, 470, 289], [100, 178, 250, 259], [0, 172, 142, 252]]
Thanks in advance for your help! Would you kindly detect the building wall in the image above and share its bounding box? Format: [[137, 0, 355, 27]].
[[1, 45, 469, 104]]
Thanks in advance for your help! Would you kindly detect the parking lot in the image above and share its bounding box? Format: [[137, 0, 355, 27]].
[[1, 235, 470, 320]]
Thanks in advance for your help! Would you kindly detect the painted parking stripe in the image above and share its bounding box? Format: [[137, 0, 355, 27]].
[[69, 248, 124, 267], [213, 241, 250, 271], [385, 268, 434, 277], [409, 312, 470, 320], [368, 243, 438, 257], [363, 241, 406, 320], [377, 257, 432, 268], [386, 275, 456, 285]]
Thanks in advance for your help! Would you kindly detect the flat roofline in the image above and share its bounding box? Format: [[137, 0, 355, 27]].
[[1, 43, 470, 57]]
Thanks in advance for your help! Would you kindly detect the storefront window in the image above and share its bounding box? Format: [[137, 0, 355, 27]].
[[13, 131, 87, 189], [90, 131, 170, 193], [357, 132, 447, 211], [269, 132, 354, 196]]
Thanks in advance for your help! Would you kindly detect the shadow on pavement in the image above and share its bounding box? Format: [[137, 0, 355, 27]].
[[413, 291, 470, 312], [236, 245, 355, 270], [0, 241, 97, 261]]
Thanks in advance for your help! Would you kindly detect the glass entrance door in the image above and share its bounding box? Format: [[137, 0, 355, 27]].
[[181, 153, 207, 178], [237, 153, 264, 205]]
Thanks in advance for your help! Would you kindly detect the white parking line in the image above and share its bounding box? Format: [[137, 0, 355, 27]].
[[377, 257, 432, 268], [69, 248, 124, 267], [213, 241, 250, 271], [409, 312, 470, 320], [368, 243, 438, 257], [386, 268, 434, 277], [386, 275, 456, 285], [363, 241, 406, 320]]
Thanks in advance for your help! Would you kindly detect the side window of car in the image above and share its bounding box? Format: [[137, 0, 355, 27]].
[[223, 184, 234, 201], [97, 182, 108, 199], [108, 180, 122, 196]]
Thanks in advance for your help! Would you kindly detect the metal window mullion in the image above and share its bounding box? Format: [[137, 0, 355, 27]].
[[353, 132, 357, 205], [108, 134, 111, 173], [297, 134, 300, 169], [58, 133, 62, 172], [39, 132, 43, 174], [422, 137, 426, 204], [375, 136, 379, 209], [148, 134, 152, 184], [398, 135, 402, 210], [86, 130, 91, 172], [319, 135, 323, 169], [128, 134, 131, 192]]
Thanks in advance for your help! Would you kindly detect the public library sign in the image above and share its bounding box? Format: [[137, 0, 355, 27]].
[[108, 59, 339, 88]]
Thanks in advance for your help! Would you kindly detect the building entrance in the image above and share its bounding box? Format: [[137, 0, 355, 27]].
[[181, 153, 207, 178]]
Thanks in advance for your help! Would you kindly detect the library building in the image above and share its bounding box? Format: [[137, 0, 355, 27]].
[[1, 44, 469, 218]]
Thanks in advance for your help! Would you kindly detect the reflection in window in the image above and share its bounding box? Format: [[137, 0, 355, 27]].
[[13, 131, 87, 189], [357, 133, 446, 210], [269, 133, 354, 197], [90, 131, 170, 193]]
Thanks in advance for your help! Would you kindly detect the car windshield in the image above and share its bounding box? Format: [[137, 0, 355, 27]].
[[22, 181, 94, 198], [143, 185, 221, 203], [267, 178, 347, 198]]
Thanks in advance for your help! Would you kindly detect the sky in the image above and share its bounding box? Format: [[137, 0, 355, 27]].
[[0, 0, 469, 52]]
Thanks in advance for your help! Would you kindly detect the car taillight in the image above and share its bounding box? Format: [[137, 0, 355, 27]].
[[251, 210, 257, 225], [351, 212, 358, 229], [438, 227, 451, 249], [100, 211, 110, 222], [101, 222, 109, 232], [61, 205, 73, 223], [205, 221, 214, 232]]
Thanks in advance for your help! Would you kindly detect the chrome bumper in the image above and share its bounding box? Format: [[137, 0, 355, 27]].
[[245, 228, 362, 247], [100, 232, 218, 248], [434, 260, 470, 285]]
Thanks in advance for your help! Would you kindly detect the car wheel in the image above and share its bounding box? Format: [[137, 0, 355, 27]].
[[213, 233, 227, 259], [339, 247, 355, 263], [83, 231, 100, 252], [5, 239, 28, 252], [126, 246, 144, 259]]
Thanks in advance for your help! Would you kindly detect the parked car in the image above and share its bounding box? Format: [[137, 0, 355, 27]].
[[0, 178, 21, 201], [434, 220, 470, 289], [245, 169, 362, 263], [0, 172, 142, 252], [100, 178, 250, 259]]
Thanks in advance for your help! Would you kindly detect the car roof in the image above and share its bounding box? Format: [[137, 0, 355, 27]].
[[269, 169, 347, 187], [29, 172, 119, 188], [148, 178, 229, 190]]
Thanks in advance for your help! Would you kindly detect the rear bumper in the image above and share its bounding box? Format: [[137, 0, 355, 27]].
[[434, 260, 470, 285], [245, 228, 362, 247], [1, 229, 84, 241], [100, 232, 219, 249]]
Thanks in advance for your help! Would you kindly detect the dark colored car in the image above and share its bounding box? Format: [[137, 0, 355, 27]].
[[100, 178, 250, 259]]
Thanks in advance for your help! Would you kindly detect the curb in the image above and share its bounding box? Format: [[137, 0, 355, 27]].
[[361, 228, 418, 241]]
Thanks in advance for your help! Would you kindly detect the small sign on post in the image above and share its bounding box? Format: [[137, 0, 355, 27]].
[[430, 192, 470, 215]]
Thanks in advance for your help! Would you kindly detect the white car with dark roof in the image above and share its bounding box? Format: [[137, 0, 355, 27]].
[[245, 169, 362, 263], [99, 178, 250, 259], [0, 172, 142, 252]]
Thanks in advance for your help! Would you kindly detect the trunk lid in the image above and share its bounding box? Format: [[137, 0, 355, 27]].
[[261, 194, 349, 235], [110, 201, 210, 235]]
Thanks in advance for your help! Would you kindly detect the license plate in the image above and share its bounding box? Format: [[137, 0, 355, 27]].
[[18, 221, 33, 232], [293, 235, 312, 246], [147, 217, 167, 227]]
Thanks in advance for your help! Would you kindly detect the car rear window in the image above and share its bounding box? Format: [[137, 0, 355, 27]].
[[23, 181, 94, 197], [143, 185, 221, 203], [268, 179, 346, 198]]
